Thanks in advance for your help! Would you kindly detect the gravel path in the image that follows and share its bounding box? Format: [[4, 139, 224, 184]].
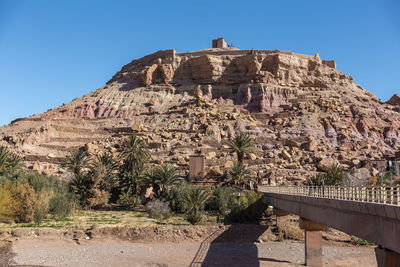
[[9, 238, 376, 267]]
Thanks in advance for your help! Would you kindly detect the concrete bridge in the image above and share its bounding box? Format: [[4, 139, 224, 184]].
[[260, 185, 400, 267]]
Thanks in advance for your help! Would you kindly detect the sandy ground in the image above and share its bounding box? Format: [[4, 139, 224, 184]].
[[6, 238, 376, 267]]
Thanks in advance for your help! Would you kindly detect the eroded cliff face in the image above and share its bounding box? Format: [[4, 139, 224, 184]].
[[37, 48, 361, 118], [1, 47, 399, 183]]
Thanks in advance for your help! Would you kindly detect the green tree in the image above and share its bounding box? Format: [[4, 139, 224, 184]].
[[69, 173, 93, 209], [184, 187, 211, 225], [145, 164, 180, 198], [227, 133, 256, 163], [119, 134, 150, 172], [324, 163, 348, 185], [0, 146, 23, 174], [89, 152, 118, 192], [228, 162, 254, 187], [64, 149, 89, 176], [119, 168, 146, 196], [303, 173, 326, 186], [304, 163, 348, 186]]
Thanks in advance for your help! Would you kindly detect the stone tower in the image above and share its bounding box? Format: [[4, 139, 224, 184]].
[[212, 38, 227, 48]]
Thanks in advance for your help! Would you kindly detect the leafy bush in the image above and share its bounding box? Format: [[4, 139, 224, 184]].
[[34, 207, 45, 226], [145, 199, 171, 219], [49, 192, 75, 218], [169, 182, 194, 213], [206, 186, 238, 215], [0, 170, 77, 222], [118, 191, 142, 209], [226, 190, 266, 223]]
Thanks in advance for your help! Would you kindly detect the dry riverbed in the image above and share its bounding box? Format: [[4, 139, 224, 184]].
[[1, 225, 376, 267]]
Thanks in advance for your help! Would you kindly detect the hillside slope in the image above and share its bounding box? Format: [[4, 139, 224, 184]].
[[1, 47, 399, 183]]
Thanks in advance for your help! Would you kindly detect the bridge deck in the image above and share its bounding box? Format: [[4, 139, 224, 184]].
[[260, 185, 400, 254]]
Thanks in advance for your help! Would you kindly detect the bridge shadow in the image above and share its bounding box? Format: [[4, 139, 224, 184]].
[[190, 196, 274, 267], [190, 224, 267, 267]]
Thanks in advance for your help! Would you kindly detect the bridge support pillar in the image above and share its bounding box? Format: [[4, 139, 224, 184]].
[[300, 218, 327, 267], [375, 246, 400, 267]]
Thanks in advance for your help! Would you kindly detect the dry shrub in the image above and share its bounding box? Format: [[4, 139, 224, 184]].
[[145, 199, 171, 219], [0, 182, 38, 223], [278, 220, 304, 241], [88, 189, 110, 209], [0, 184, 16, 222], [12, 183, 38, 223]]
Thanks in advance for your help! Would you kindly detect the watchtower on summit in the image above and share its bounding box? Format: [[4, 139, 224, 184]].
[[212, 38, 227, 48]]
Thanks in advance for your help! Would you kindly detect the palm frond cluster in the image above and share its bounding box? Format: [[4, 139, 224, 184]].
[[226, 133, 258, 188], [0, 146, 23, 174], [227, 133, 257, 163], [304, 163, 349, 186], [64, 134, 181, 209]]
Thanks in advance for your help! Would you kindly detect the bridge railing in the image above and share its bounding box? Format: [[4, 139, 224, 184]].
[[260, 185, 400, 206]]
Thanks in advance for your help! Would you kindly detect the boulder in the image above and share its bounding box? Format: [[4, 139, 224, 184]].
[[281, 150, 291, 160], [304, 137, 318, 151], [317, 157, 338, 172], [287, 139, 301, 148], [349, 168, 370, 186], [131, 123, 143, 132]]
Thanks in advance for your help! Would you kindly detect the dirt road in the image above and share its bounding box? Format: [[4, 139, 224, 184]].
[[6, 238, 376, 267]]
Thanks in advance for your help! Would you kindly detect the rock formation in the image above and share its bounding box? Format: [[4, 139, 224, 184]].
[[0, 46, 399, 184]]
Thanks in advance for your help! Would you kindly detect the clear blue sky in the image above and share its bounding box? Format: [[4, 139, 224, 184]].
[[0, 0, 399, 126]]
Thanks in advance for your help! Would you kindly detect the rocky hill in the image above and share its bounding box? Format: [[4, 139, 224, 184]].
[[1, 45, 399, 184]]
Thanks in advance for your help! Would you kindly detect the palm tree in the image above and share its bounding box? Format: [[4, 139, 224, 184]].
[[145, 164, 180, 198], [303, 173, 326, 186], [184, 187, 211, 224], [228, 162, 254, 187], [227, 133, 256, 163], [305, 163, 348, 186], [69, 173, 93, 209], [324, 163, 348, 185], [119, 134, 150, 172], [90, 152, 118, 191], [120, 168, 146, 196], [64, 149, 89, 176], [0, 146, 23, 174]]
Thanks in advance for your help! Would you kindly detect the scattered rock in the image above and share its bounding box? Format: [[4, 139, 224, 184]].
[[317, 158, 338, 172]]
